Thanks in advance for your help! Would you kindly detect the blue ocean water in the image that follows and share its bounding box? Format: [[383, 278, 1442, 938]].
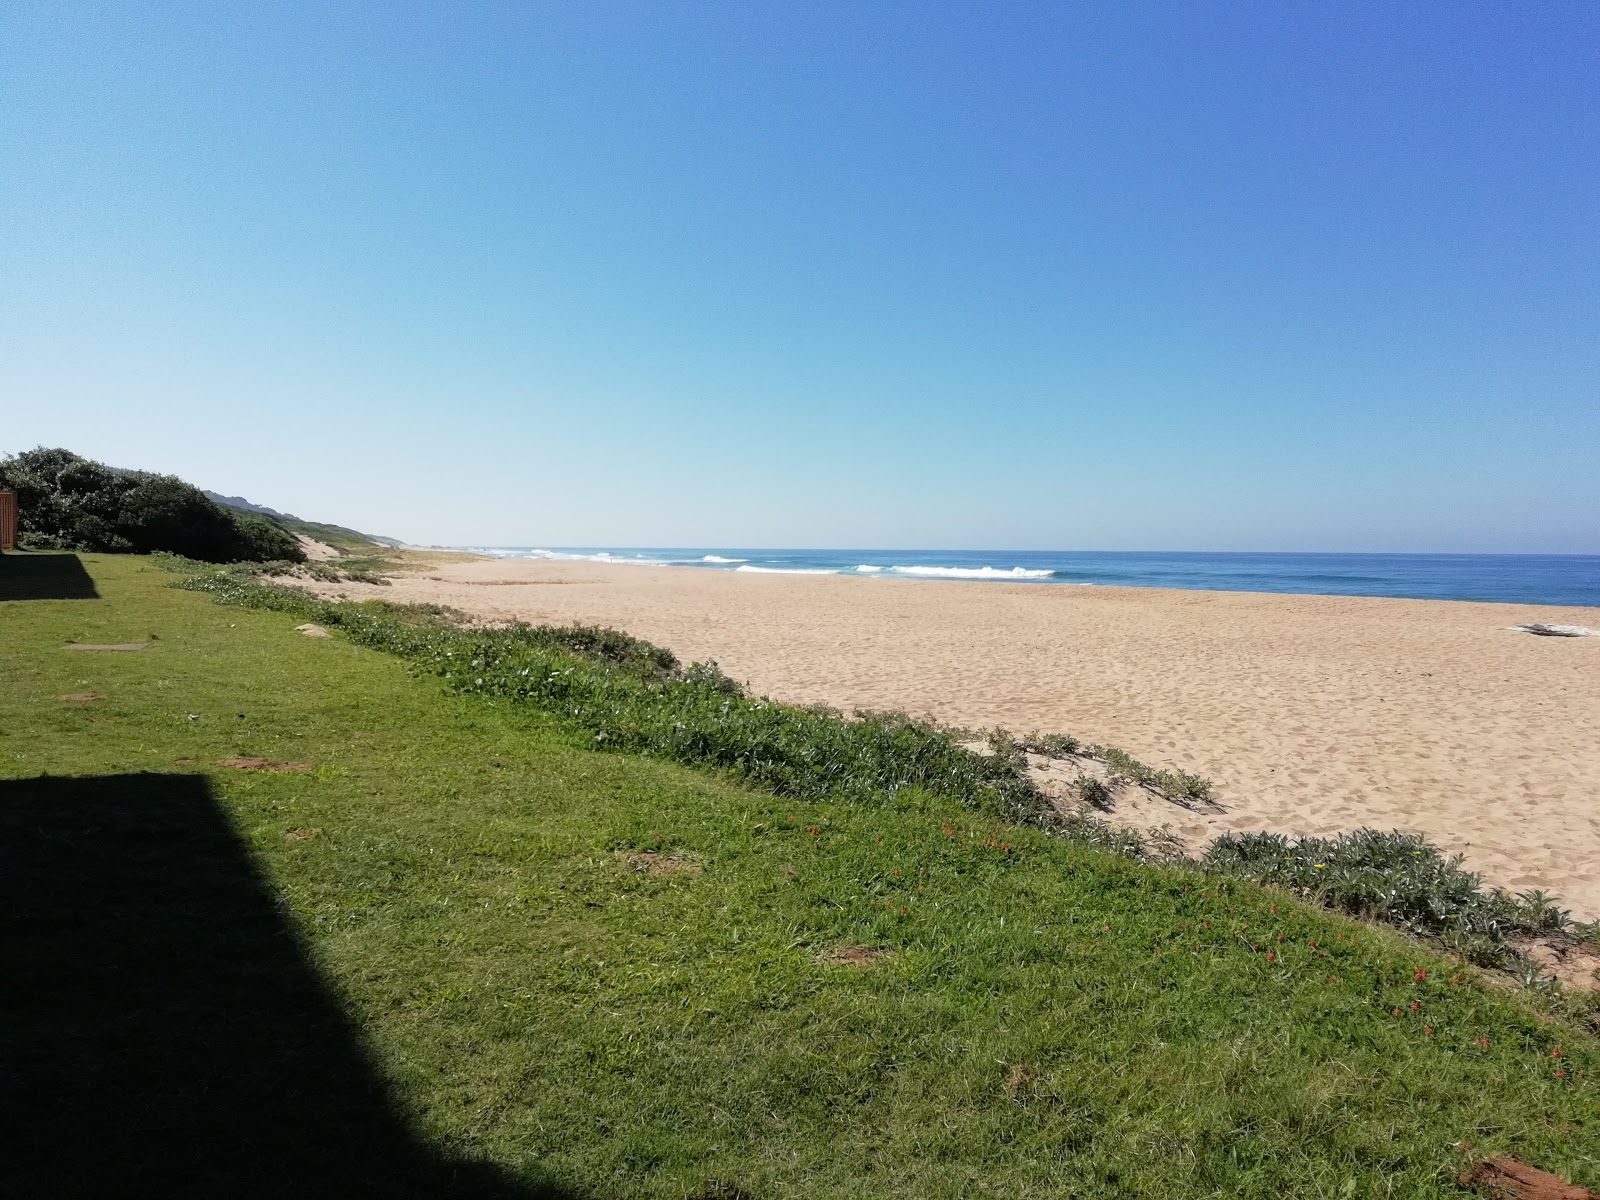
[[464, 548, 1600, 608]]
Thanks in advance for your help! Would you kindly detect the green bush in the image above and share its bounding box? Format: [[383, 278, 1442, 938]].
[[1199, 828, 1557, 951], [0, 447, 303, 563]]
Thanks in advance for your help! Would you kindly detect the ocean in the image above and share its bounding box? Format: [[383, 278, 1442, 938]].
[[462, 548, 1600, 608]]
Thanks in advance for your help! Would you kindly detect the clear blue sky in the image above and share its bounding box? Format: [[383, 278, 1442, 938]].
[[3, 2, 1596, 551]]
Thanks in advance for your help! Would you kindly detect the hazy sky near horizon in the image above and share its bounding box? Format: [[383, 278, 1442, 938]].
[[3, 2, 1597, 552]]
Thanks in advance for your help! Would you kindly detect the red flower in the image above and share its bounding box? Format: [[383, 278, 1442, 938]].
[[1414, 970, 1426, 982]]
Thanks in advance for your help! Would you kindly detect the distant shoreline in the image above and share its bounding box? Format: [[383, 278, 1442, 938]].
[[446, 546, 1600, 608]]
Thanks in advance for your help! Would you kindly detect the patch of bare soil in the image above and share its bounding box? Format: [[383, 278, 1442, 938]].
[[60, 692, 103, 702], [1460, 1156, 1599, 1199], [219, 757, 311, 773], [1002, 1063, 1038, 1095], [64, 643, 147, 652], [625, 851, 701, 876], [1515, 938, 1600, 992], [815, 946, 888, 967], [283, 827, 322, 843]]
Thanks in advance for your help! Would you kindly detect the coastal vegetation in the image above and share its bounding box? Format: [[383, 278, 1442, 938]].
[[0, 447, 303, 563], [7, 552, 1599, 1196], [160, 554, 1593, 971]]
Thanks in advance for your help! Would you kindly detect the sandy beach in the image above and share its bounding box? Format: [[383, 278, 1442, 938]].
[[315, 557, 1600, 919]]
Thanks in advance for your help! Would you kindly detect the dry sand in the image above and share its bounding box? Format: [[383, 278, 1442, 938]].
[[311, 558, 1600, 919]]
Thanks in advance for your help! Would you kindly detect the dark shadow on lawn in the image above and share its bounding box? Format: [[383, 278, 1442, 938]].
[[0, 552, 100, 601], [1, 773, 584, 1200]]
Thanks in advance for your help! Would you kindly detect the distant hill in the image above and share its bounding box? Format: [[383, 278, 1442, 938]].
[[203, 492, 404, 551], [203, 492, 301, 522]]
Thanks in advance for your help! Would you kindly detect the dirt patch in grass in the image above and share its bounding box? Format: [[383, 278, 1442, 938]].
[[1516, 938, 1600, 992], [283, 827, 322, 843], [815, 946, 889, 967], [64, 642, 147, 652], [60, 692, 103, 703], [625, 851, 701, 876], [1460, 1156, 1599, 1198], [220, 757, 311, 773], [1002, 1063, 1038, 1095]]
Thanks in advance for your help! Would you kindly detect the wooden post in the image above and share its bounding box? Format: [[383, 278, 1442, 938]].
[[0, 489, 16, 552]]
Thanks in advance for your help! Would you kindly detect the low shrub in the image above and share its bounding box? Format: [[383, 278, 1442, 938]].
[[1096, 745, 1213, 803], [1200, 828, 1570, 953]]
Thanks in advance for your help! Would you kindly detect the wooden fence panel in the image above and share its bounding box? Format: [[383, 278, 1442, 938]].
[[0, 489, 17, 551]]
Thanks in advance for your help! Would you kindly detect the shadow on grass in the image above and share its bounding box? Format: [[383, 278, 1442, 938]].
[[0, 552, 100, 601], [1, 773, 583, 1200]]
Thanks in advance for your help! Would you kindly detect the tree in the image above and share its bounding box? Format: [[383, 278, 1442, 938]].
[[0, 448, 305, 563]]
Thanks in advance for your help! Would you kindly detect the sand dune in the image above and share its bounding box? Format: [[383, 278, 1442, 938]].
[[311, 558, 1600, 919]]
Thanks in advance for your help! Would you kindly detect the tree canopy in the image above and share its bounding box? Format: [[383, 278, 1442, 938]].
[[0, 447, 304, 563]]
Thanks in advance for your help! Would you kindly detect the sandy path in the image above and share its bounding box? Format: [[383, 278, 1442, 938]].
[[313, 559, 1600, 918]]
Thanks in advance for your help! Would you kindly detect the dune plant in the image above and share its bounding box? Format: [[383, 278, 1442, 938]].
[[1199, 829, 1578, 963]]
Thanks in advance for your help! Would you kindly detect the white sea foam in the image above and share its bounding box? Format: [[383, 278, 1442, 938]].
[[482, 549, 674, 566], [855, 564, 884, 572], [889, 565, 1055, 580], [735, 564, 838, 575], [702, 555, 748, 563]]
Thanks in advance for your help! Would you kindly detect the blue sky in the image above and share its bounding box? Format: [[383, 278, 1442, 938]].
[[3, 2, 1596, 551]]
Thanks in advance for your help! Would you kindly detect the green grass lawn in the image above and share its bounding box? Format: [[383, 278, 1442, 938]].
[[4, 553, 1598, 1199]]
